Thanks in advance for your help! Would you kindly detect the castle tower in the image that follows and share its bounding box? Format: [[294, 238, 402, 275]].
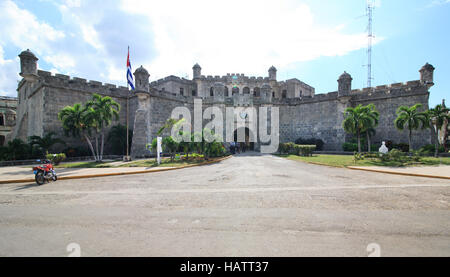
[[338, 71, 352, 97], [193, 63, 202, 79], [419, 63, 435, 87], [18, 49, 38, 80], [131, 65, 151, 158], [268, 66, 277, 81], [133, 65, 150, 92]]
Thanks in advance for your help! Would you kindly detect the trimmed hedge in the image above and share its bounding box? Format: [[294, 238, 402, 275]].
[[279, 143, 316, 157]]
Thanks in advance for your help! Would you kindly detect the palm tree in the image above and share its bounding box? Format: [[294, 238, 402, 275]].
[[427, 104, 450, 157], [28, 132, 65, 155], [394, 104, 429, 152], [343, 104, 379, 153], [362, 104, 379, 152], [58, 103, 98, 160], [86, 94, 120, 161], [157, 118, 184, 135]]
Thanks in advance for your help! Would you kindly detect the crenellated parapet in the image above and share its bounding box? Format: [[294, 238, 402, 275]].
[[35, 70, 132, 98]]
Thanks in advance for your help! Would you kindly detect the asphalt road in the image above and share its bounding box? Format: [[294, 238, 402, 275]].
[[0, 153, 449, 257]]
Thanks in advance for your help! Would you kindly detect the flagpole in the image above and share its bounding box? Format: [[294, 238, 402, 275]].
[[126, 46, 130, 161]]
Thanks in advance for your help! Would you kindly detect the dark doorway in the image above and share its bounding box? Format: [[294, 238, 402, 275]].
[[233, 127, 255, 151]]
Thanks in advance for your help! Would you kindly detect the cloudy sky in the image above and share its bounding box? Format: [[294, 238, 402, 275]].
[[0, 0, 448, 106]]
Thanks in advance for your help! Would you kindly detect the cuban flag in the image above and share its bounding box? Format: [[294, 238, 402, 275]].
[[127, 46, 135, 90]]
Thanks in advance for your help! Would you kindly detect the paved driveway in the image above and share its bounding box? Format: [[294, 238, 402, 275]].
[[0, 153, 449, 256]]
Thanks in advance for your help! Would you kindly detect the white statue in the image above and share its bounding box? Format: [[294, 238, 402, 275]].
[[379, 141, 389, 154]]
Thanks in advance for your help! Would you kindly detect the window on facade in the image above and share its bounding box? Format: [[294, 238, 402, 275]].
[[272, 91, 275, 98], [210, 87, 214, 96], [282, 90, 287, 99], [224, 87, 229, 97], [192, 90, 197, 96], [180, 88, 184, 96], [0, 113, 4, 126], [243, 87, 250, 94], [0, 135, 5, 146], [300, 90, 303, 97], [253, 87, 260, 97]]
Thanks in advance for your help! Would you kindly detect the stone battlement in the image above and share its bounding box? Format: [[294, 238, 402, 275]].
[[37, 70, 131, 98], [349, 80, 423, 95]]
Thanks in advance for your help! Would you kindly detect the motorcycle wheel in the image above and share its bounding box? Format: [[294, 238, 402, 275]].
[[35, 171, 45, 185], [52, 174, 57, 181]]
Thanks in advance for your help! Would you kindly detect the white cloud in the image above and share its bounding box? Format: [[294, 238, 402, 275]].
[[120, 0, 375, 79], [0, 0, 379, 97], [0, 0, 65, 56], [428, 0, 450, 7], [0, 45, 20, 97]]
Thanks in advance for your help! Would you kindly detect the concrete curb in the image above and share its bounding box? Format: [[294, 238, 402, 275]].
[[0, 155, 232, 185], [347, 166, 450, 180]]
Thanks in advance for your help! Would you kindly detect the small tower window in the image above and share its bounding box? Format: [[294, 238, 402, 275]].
[[192, 90, 197, 96], [224, 87, 229, 97], [272, 91, 275, 98], [180, 88, 184, 96], [210, 87, 214, 96], [0, 113, 4, 126], [0, 135, 5, 146], [282, 90, 287, 99]]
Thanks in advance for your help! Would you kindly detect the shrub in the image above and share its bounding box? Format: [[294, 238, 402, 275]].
[[294, 145, 316, 157], [392, 143, 410, 153], [46, 153, 66, 165], [419, 144, 445, 154], [63, 146, 91, 158], [343, 142, 358, 152], [279, 142, 295, 154], [295, 137, 325, 151]]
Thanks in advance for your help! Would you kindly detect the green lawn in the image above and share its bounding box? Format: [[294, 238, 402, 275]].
[[279, 154, 450, 168]]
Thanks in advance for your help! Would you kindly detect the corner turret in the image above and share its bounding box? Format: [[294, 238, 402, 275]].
[[193, 63, 202, 79], [134, 65, 150, 92], [268, 66, 277, 81], [419, 63, 435, 88], [338, 71, 352, 97], [18, 49, 38, 80]]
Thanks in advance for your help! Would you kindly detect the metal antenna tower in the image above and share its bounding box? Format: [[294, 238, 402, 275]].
[[366, 0, 374, 88]]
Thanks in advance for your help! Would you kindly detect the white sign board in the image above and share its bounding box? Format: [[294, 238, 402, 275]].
[[157, 137, 162, 164]]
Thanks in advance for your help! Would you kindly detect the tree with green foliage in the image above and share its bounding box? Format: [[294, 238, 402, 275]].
[[394, 104, 429, 152], [343, 104, 379, 153], [86, 93, 120, 161], [58, 103, 98, 160], [361, 104, 379, 152], [427, 104, 450, 156], [107, 124, 132, 155], [28, 132, 65, 155], [2, 138, 31, 160]]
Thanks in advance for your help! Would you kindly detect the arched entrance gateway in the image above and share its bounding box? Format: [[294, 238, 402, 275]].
[[233, 127, 255, 151]]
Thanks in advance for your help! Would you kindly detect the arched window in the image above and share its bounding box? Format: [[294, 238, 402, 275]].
[[243, 87, 250, 94], [224, 86, 229, 97], [282, 90, 287, 99], [253, 87, 260, 97], [180, 88, 184, 96], [0, 113, 4, 126], [299, 89, 303, 97], [232, 86, 239, 95], [272, 91, 275, 98], [210, 87, 214, 96]]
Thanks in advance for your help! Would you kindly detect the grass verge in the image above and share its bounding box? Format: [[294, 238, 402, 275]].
[[278, 154, 450, 168]]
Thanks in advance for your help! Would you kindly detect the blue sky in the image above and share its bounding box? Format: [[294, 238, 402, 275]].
[[0, 0, 448, 107]]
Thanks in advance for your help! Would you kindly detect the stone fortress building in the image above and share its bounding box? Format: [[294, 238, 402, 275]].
[[10, 49, 434, 157]]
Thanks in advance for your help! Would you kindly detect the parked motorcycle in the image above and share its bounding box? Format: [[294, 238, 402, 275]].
[[32, 159, 57, 185]]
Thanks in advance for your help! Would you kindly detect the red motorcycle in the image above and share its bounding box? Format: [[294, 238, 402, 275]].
[[32, 159, 57, 185]]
